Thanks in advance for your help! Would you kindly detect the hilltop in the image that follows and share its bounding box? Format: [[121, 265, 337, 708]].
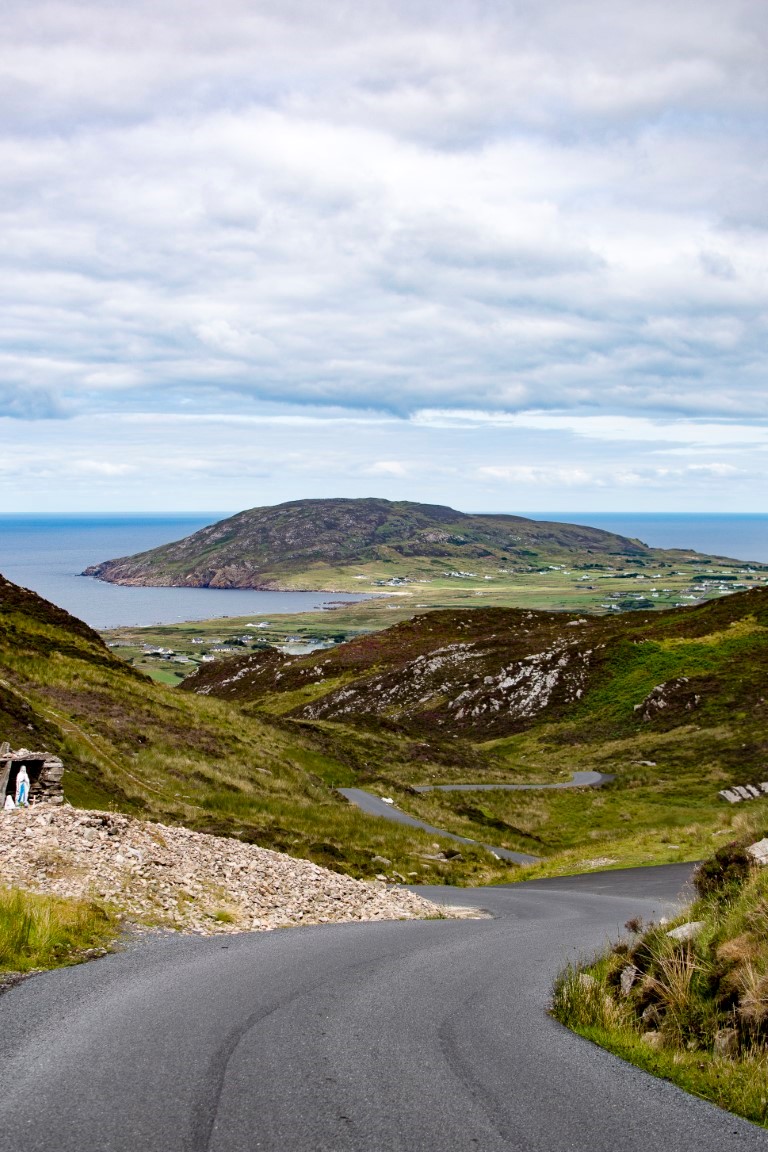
[[82, 498, 728, 591]]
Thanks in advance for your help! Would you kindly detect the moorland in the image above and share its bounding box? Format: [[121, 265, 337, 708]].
[[4, 559, 767, 885]]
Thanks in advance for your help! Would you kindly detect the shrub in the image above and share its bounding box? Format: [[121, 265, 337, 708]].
[[694, 841, 753, 898]]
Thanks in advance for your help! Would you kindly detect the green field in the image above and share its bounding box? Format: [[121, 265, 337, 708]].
[[102, 559, 767, 683]]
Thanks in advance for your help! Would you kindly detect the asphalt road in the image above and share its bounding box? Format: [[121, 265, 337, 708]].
[[337, 787, 540, 863], [1, 863, 766, 1152], [338, 773, 614, 865]]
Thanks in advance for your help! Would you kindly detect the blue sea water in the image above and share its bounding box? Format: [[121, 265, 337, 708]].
[[0, 515, 371, 630], [0, 512, 766, 630], [525, 513, 768, 564]]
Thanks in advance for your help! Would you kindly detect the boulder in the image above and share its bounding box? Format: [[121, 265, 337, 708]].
[[747, 838, 768, 865], [713, 1028, 739, 1058], [666, 921, 705, 942], [620, 964, 639, 996]]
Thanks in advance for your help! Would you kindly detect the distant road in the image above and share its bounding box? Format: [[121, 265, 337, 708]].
[[411, 769, 614, 792], [337, 786, 540, 863], [338, 772, 613, 864], [2, 863, 765, 1151]]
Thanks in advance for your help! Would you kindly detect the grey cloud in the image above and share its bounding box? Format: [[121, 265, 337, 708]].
[[0, 382, 67, 420], [699, 251, 736, 280], [1, 1, 768, 428]]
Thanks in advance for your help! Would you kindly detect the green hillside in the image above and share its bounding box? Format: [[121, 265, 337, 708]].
[[82, 497, 742, 591], [183, 589, 768, 872], [5, 569, 767, 882], [0, 574, 513, 885]]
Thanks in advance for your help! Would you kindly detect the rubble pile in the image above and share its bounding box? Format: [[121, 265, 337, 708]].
[[0, 806, 455, 935]]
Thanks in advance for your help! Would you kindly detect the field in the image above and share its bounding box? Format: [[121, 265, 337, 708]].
[[101, 558, 767, 682]]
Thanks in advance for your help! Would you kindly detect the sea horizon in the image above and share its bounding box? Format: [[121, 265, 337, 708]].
[[1, 510, 766, 629]]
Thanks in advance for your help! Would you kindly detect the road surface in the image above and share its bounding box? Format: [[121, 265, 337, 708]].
[[1, 863, 765, 1151], [338, 772, 614, 865], [411, 770, 614, 792], [337, 786, 540, 863]]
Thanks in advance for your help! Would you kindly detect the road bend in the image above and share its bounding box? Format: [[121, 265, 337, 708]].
[[0, 863, 765, 1151]]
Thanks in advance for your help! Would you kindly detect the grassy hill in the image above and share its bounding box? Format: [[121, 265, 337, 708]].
[[182, 588, 768, 872], [6, 568, 767, 882], [82, 497, 736, 591], [0, 574, 514, 885]]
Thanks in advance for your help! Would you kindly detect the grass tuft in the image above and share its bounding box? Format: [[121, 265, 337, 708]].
[[0, 887, 118, 974], [552, 831, 768, 1126]]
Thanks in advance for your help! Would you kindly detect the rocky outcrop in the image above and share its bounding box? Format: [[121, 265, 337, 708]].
[[0, 807, 459, 936], [633, 677, 701, 721], [299, 637, 593, 732]]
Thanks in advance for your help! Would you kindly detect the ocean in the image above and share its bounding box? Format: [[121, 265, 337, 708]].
[[526, 513, 768, 564], [1, 512, 766, 630], [0, 515, 370, 630]]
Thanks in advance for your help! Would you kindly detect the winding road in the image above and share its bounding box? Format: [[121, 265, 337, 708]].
[[338, 786, 540, 863], [411, 770, 615, 793], [338, 773, 614, 864], [1, 863, 765, 1151]]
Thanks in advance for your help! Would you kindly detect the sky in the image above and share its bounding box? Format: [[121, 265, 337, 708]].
[[2, 0, 768, 514]]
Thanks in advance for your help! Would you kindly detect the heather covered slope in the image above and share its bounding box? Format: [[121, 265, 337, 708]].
[[182, 587, 768, 745], [82, 497, 716, 590], [182, 589, 768, 870]]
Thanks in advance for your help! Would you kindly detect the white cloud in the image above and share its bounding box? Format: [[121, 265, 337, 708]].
[[367, 460, 411, 477], [414, 409, 768, 447], [2, 1, 768, 509], [478, 466, 596, 487], [478, 460, 746, 489]]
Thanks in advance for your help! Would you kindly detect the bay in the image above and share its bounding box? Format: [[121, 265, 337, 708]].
[[1, 511, 766, 632], [0, 515, 370, 630]]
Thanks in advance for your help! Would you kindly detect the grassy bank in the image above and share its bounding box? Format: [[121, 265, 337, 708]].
[[0, 888, 117, 976], [552, 815, 768, 1126]]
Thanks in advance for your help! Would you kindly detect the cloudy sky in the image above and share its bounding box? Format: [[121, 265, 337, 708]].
[[3, 0, 767, 513]]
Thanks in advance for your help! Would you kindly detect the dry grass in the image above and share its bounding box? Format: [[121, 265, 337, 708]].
[[552, 838, 768, 1126]]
